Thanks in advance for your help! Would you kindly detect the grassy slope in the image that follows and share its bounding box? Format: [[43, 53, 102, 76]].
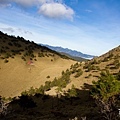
[[0, 32, 76, 97], [0, 31, 120, 97], [47, 45, 120, 95]]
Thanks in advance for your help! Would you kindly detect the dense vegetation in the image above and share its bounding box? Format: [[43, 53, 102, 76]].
[[91, 71, 120, 120], [0, 31, 71, 63]]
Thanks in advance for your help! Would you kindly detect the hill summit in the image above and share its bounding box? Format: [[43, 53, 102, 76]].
[[0, 31, 76, 97]]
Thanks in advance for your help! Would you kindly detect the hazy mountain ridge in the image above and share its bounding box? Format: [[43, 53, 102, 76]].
[[42, 44, 95, 59]]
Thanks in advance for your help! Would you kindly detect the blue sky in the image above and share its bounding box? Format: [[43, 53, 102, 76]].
[[0, 0, 120, 56]]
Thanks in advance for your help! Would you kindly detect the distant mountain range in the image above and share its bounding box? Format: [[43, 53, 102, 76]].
[[41, 44, 95, 60]]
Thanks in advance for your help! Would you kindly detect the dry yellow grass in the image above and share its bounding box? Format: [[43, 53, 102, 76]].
[[0, 55, 76, 97]]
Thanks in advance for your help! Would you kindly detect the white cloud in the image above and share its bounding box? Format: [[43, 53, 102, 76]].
[[0, 0, 74, 20], [11, 0, 61, 7], [13, 0, 46, 7], [39, 3, 74, 20]]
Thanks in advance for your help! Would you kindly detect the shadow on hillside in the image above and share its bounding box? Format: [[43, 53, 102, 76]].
[[1, 84, 101, 120]]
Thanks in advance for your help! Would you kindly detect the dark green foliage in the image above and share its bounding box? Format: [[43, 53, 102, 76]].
[[70, 63, 82, 74], [13, 42, 21, 48], [71, 68, 77, 74], [36, 85, 45, 95], [116, 71, 120, 81], [91, 59, 99, 64], [84, 63, 100, 72], [23, 68, 71, 95], [115, 62, 120, 69], [4, 53, 11, 59], [49, 69, 71, 88], [44, 81, 51, 91], [28, 87, 36, 95], [102, 53, 114, 62], [108, 53, 114, 59], [45, 53, 49, 57], [23, 52, 29, 57], [91, 71, 120, 120], [113, 59, 119, 64], [21, 90, 28, 96], [108, 60, 120, 69], [66, 85, 78, 98], [50, 77, 57, 87], [74, 69, 83, 78], [30, 53, 35, 58], [102, 57, 109, 62], [38, 52, 44, 57], [62, 70, 65, 75], [114, 54, 119, 59], [72, 62, 80, 69]]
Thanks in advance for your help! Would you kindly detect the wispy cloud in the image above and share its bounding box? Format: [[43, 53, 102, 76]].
[[0, 24, 32, 36], [0, 0, 11, 7], [12, 0, 46, 7], [1, 27, 14, 33]]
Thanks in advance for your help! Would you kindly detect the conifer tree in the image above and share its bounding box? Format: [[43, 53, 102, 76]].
[[91, 71, 120, 120]]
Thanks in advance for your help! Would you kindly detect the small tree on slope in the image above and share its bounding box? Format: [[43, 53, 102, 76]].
[[91, 71, 120, 120]]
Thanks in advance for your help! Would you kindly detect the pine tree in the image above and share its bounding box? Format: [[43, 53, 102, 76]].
[[91, 71, 120, 120]]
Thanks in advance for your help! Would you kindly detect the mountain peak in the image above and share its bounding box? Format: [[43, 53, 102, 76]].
[[41, 44, 95, 59]]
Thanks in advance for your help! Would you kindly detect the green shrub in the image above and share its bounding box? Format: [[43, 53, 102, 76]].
[[91, 71, 120, 120], [28, 87, 36, 95], [108, 53, 113, 59], [36, 85, 45, 94], [66, 84, 77, 98], [74, 69, 83, 78], [4, 53, 11, 58], [44, 81, 51, 91], [38, 52, 44, 57], [102, 57, 109, 62]]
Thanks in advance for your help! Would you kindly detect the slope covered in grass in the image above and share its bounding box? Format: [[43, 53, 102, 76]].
[[0, 31, 76, 97]]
